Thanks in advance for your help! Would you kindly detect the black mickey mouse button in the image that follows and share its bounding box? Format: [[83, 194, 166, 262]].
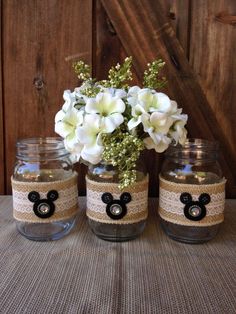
[[180, 192, 211, 221], [28, 190, 59, 219], [101, 192, 132, 220]]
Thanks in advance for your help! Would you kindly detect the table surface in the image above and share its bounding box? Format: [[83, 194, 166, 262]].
[[0, 196, 235, 314]]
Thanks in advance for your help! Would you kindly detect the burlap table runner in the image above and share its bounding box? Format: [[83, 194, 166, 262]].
[[0, 196, 235, 314]]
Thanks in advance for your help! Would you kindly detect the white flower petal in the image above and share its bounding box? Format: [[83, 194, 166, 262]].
[[128, 117, 142, 130], [85, 98, 99, 114], [156, 93, 172, 112], [102, 88, 127, 98], [102, 113, 124, 133], [55, 110, 65, 123], [55, 121, 74, 138], [149, 112, 173, 134], [77, 127, 95, 145], [138, 89, 154, 105], [144, 136, 170, 152], [114, 89, 127, 98], [76, 114, 102, 145], [128, 86, 141, 97], [62, 90, 77, 111], [81, 144, 103, 165]]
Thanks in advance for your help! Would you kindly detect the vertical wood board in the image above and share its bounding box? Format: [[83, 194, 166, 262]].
[[190, 0, 236, 153], [0, 0, 5, 194], [2, 0, 92, 193]]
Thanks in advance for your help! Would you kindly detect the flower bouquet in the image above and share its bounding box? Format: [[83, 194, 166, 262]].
[[55, 57, 187, 241]]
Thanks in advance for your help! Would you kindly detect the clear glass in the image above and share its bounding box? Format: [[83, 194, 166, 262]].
[[160, 139, 223, 243], [87, 162, 147, 241], [13, 137, 76, 241]]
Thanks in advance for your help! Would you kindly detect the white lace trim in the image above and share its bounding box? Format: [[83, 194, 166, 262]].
[[86, 180, 148, 223], [159, 188, 225, 216], [12, 182, 78, 214]]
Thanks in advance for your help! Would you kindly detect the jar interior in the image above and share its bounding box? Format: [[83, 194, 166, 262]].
[[162, 139, 223, 184]]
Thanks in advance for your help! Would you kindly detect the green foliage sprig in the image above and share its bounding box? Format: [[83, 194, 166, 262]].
[[105, 56, 133, 89], [143, 59, 167, 89], [102, 123, 145, 189], [73, 60, 91, 81]]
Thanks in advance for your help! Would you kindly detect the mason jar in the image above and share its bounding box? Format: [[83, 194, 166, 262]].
[[86, 162, 148, 241], [11, 138, 78, 241], [159, 139, 226, 243]]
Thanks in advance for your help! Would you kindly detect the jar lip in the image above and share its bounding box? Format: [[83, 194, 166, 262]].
[[16, 137, 69, 160], [16, 137, 64, 148], [179, 138, 219, 149], [167, 138, 219, 152], [165, 138, 219, 161]]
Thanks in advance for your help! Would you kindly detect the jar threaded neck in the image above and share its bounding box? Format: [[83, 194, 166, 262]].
[[16, 137, 69, 161]]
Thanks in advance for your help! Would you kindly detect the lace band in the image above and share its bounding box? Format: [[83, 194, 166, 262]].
[[158, 175, 226, 227], [11, 174, 78, 223], [86, 175, 149, 224]]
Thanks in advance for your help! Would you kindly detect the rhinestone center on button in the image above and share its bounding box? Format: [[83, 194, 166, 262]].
[[38, 203, 50, 214], [189, 205, 201, 217], [110, 204, 122, 215]]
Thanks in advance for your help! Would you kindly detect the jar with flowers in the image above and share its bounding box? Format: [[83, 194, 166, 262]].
[[54, 57, 188, 241]]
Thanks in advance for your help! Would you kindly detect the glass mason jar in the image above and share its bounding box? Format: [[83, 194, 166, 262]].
[[159, 139, 226, 243], [11, 138, 78, 241], [86, 162, 148, 241]]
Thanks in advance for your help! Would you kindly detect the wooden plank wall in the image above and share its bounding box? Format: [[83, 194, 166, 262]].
[[0, 0, 235, 197], [2, 0, 92, 194], [0, 0, 5, 194], [190, 0, 236, 157]]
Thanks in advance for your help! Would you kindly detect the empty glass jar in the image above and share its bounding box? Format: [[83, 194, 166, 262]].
[[159, 139, 226, 243], [86, 162, 148, 241], [12, 138, 78, 241]]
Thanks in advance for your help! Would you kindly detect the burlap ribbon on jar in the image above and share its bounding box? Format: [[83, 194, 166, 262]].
[[11, 174, 78, 223], [86, 175, 149, 224], [158, 176, 226, 227]]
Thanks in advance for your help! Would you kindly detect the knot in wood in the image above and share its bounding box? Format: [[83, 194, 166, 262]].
[[33, 77, 44, 90]]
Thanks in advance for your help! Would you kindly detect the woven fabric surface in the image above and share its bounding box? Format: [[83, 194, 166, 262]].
[[0, 196, 235, 314]]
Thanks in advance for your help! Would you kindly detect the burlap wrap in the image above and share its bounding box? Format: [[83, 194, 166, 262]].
[[158, 176, 226, 226], [11, 174, 78, 223], [86, 175, 149, 224]]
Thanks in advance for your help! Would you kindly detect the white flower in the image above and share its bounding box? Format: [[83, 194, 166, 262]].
[[64, 139, 83, 163], [61, 90, 77, 111], [128, 87, 173, 113], [127, 88, 176, 131], [169, 117, 188, 145], [127, 104, 147, 130], [55, 105, 84, 138], [85, 92, 125, 132], [77, 114, 105, 164], [142, 111, 173, 137], [127, 86, 141, 106], [100, 87, 127, 99], [144, 135, 171, 153], [140, 112, 173, 153], [55, 104, 84, 161]]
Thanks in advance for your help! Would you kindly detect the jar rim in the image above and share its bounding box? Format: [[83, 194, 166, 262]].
[[16, 137, 64, 147], [165, 138, 219, 161], [16, 137, 69, 160], [178, 138, 219, 149]]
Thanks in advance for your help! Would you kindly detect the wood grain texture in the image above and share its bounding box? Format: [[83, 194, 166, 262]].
[[159, 0, 190, 55], [94, 0, 140, 84], [0, 1, 5, 194], [2, 0, 92, 194], [190, 0, 236, 157], [101, 0, 236, 197]]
